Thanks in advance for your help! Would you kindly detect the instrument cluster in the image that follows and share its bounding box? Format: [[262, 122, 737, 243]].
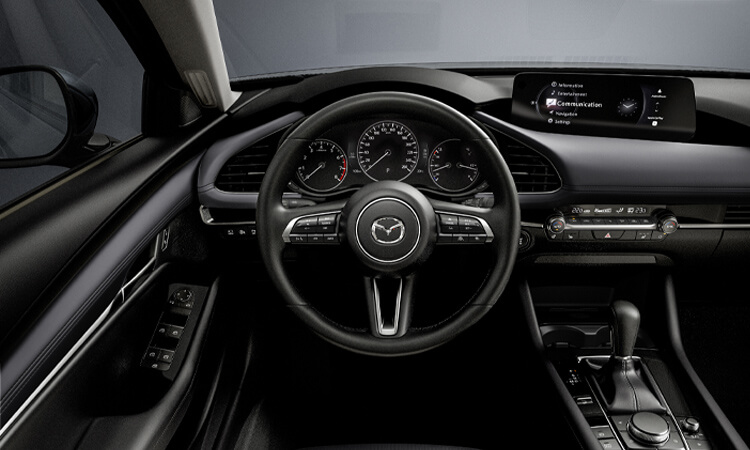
[[292, 117, 485, 196]]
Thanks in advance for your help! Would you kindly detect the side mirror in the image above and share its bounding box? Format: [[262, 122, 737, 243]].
[[0, 66, 98, 167]]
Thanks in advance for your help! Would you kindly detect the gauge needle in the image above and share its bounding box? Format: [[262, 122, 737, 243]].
[[303, 161, 325, 180], [457, 163, 477, 171], [432, 163, 451, 172], [623, 103, 635, 109], [367, 149, 391, 170]]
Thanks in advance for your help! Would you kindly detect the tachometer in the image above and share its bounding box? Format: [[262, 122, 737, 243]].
[[296, 139, 347, 192], [429, 139, 480, 192], [357, 121, 419, 181]]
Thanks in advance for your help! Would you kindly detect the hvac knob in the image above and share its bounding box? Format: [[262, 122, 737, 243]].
[[657, 214, 679, 234], [547, 215, 566, 234]]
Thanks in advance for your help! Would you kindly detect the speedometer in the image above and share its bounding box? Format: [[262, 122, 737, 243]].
[[357, 121, 419, 181]]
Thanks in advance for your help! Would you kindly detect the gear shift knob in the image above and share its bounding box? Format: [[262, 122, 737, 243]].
[[610, 300, 640, 358]]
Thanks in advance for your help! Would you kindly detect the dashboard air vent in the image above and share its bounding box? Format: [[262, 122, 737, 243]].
[[724, 205, 750, 223], [497, 137, 562, 193], [215, 130, 285, 193]]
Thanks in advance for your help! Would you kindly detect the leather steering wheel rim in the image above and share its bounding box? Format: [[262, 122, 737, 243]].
[[257, 91, 520, 356]]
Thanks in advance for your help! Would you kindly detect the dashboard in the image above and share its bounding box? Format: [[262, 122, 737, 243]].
[[196, 67, 750, 265], [291, 117, 485, 196]]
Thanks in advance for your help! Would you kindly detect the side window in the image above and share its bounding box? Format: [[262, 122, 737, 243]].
[[0, 0, 143, 208]]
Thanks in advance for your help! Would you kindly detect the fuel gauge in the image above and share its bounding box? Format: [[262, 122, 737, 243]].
[[429, 139, 479, 192]]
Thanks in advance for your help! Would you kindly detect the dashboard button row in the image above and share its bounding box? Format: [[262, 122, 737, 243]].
[[550, 230, 668, 241]]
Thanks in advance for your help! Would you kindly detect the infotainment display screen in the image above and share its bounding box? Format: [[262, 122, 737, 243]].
[[511, 73, 696, 141]]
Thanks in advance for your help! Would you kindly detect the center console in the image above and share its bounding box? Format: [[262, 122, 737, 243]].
[[520, 270, 745, 450], [552, 301, 710, 450]]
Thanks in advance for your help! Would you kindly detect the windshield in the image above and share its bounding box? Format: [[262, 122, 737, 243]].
[[214, 0, 750, 79]]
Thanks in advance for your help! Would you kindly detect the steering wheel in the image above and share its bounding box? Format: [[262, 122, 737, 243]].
[[257, 92, 519, 356]]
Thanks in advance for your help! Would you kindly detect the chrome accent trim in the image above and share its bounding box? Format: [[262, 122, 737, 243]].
[[564, 223, 658, 231], [0, 250, 157, 438], [372, 278, 403, 337], [355, 198, 421, 263], [435, 210, 495, 243], [680, 223, 750, 229], [282, 210, 341, 243], [0, 301, 114, 439], [521, 221, 544, 229], [199, 205, 257, 226], [118, 256, 156, 305]]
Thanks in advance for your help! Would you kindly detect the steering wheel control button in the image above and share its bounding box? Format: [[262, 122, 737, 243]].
[[436, 213, 491, 244], [458, 216, 483, 233], [285, 213, 341, 244], [626, 412, 671, 446], [438, 213, 459, 232], [291, 216, 319, 233]]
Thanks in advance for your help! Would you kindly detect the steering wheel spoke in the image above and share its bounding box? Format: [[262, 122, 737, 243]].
[[429, 198, 495, 245], [364, 274, 415, 338]]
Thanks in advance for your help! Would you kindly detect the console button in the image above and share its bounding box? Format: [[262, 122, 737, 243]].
[[564, 231, 579, 241], [592, 427, 614, 439], [651, 231, 667, 241], [594, 230, 623, 240], [621, 231, 636, 241], [308, 234, 324, 244], [636, 231, 651, 241], [598, 439, 621, 449]]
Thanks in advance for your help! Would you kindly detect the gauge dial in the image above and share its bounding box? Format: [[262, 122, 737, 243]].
[[429, 139, 480, 191], [617, 98, 640, 118], [296, 139, 347, 192], [357, 121, 419, 181]]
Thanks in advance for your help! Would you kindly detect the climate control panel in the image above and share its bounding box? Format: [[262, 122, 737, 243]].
[[545, 205, 678, 242]]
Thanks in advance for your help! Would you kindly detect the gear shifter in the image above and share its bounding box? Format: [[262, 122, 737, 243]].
[[610, 300, 639, 358], [590, 300, 665, 414]]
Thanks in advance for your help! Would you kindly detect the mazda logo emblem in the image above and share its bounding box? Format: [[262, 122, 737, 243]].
[[371, 217, 405, 245]]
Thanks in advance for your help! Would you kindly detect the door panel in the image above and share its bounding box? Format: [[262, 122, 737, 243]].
[[0, 116, 223, 438]]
